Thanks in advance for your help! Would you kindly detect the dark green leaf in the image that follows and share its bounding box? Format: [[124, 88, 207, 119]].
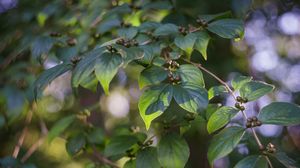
[[97, 18, 121, 34], [208, 85, 228, 100], [104, 135, 138, 156], [207, 19, 244, 39], [0, 116, 5, 128], [193, 31, 210, 60], [95, 52, 123, 95], [157, 133, 189, 168], [87, 128, 105, 144], [34, 63, 73, 99], [66, 134, 86, 156], [153, 24, 179, 36], [258, 102, 300, 126], [234, 155, 268, 168], [239, 81, 274, 101], [173, 84, 208, 113], [271, 152, 299, 168], [208, 126, 245, 166], [118, 27, 138, 39], [136, 147, 161, 168], [31, 36, 54, 59], [120, 46, 144, 66], [178, 64, 205, 87], [207, 106, 239, 134], [174, 33, 198, 55], [124, 159, 136, 168], [138, 84, 173, 130], [143, 1, 173, 10], [231, 75, 252, 90], [48, 115, 76, 143], [138, 65, 168, 89], [199, 11, 232, 23]]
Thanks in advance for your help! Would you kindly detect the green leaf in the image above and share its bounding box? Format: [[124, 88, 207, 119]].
[[199, 11, 232, 23], [271, 152, 299, 168], [138, 84, 173, 130], [136, 147, 161, 168], [153, 24, 179, 36], [104, 135, 138, 156], [72, 48, 104, 87], [31, 36, 54, 59], [37, 12, 48, 26], [34, 63, 73, 99], [0, 156, 18, 167], [48, 115, 76, 143], [157, 133, 189, 168], [258, 102, 300, 126], [208, 126, 245, 166], [234, 155, 268, 168], [193, 31, 210, 60], [173, 84, 208, 113], [124, 159, 136, 168], [0, 116, 5, 128], [120, 46, 144, 66], [87, 128, 105, 144], [138, 66, 168, 89], [66, 134, 86, 156], [231, 75, 252, 90], [239, 81, 274, 101], [143, 1, 173, 10], [205, 104, 220, 120], [95, 52, 123, 95], [118, 27, 138, 39], [207, 106, 239, 134], [207, 19, 244, 39], [208, 85, 228, 100], [178, 64, 205, 87], [174, 33, 198, 55]]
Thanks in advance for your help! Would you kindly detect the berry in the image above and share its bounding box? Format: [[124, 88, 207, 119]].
[[246, 122, 251, 128], [256, 121, 262, 126], [235, 103, 240, 109], [50, 32, 62, 37], [239, 106, 245, 111], [242, 97, 248, 103], [247, 118, 253, 122], [236, 96, 243, 102], [252, 116, 258, 121], [67, 38, 77, 46]]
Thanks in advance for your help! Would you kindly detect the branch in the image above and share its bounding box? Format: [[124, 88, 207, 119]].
[[91, 146, 120, 168], [12, 110, 33, 158]]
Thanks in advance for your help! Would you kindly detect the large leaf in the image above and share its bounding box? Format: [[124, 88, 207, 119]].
[[95, 52, 123, 95], [34, 63, 73, 99], [72, 48, 104, 87], [118, 27, 138, 39], [258, 102, 300, 126], [208, 126, 245, 166], [66, 134, 86, 156], [207, 106, 239, 134], [138, 65, 168, 89], [173, 84, 208, 113], [104, 135, 139, 156], [136, 147, 161, 168], [239, 81, 274, 101], [157, 133, 189, 168], [207, 19, 244, 39], [153, 23, 179, 36], [193, 31, 210, 60], [124, 159, 136, 168], [231, 75, 252, 90], [121, 47, 145, 66], [48, 115, 76, 143], [208, 85, 228, 100], [199, 11, 232, 23], [31, 36, 54, 59], [178, 64, 205, 87], [138, 84, 173, 130], [271, 152, 299, 168], [174, 33, 198, 55], [234, 155, 268, 168]]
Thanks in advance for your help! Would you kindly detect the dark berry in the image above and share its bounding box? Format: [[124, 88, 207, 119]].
[[50, 32, 62, 37], [236, 96, 243, 102], [235, 103, 240, 109], [67, 38, 77, 46]]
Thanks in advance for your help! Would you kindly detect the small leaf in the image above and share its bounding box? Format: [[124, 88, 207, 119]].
[[258, 102, 300, 126], [34, 63, 73, 99], [207, 106, 239, 134], [178, 64, 205, 87], [193, 31, 210, 60], [153, 24, 179, 36], [157, 133, 189, 168], [48, 115, 76, 143], [234, 155, 268, 168], [95, 52, 123, 95], [231, 75, 252, 90], [208, 85, 228, 100], [138, 84, 173, 130], [104, 135, 138, 156], [208, 126, 245, 166], [174, 33, 198, 55], [118, 27, 138, 39], [173, 84, 208, 113], [66, 134, 86, 156], [271, 152, 299, 168], [239, 81, 274, 101], [31, 36, 54, 59], [138, 66, 168, 89], [207, 19, 244, 39], [136, 147, 161, 168], [37, 12, 48, 26]]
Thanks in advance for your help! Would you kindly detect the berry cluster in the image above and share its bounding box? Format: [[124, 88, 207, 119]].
[[196, 18, 208, 27], [106, 45, 118, 53], [66, 38, 77, 46], [168, 72, 181, 84], [266, 143, 276, 153], [129, 4, 141, 10], [116, 38, 138, 48], [235, 102, 245, 111], [49, 32, 62, 37], [71, 56, 82, 65], [178, 26, 188, 35], [236, 96, 248, 103], [246, 116, 262, 128]]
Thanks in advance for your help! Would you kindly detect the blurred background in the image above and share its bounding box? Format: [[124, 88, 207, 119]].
[[0, 0, 300, 167]]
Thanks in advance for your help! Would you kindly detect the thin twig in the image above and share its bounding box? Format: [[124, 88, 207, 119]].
[[21, 120, 48, 163], [251, 128, 264, 150], [12, 110, 33, 158], [265, 156, 274, 168], [91, 146, 120, 168]]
